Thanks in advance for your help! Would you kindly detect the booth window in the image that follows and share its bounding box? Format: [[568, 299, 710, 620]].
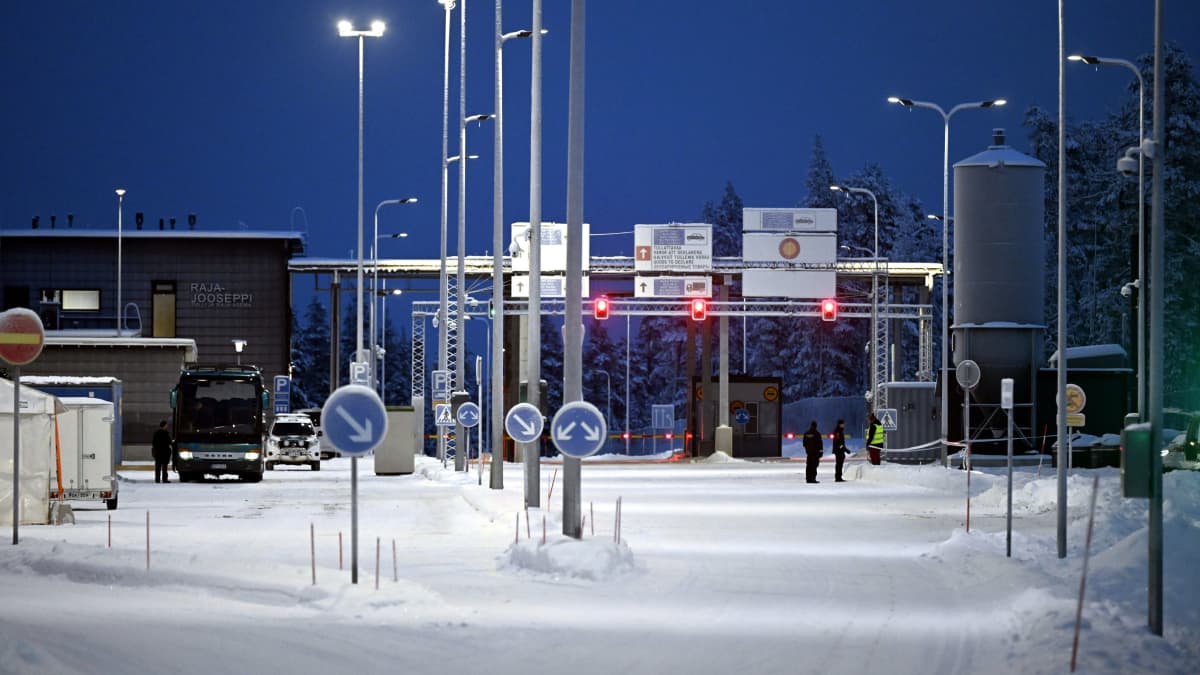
[[61, 289, 101, 311]]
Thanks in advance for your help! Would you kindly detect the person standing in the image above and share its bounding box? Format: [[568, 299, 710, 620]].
[[832, 419, 849, 482], [802, 420, 824, 483], [152, 419, 173, 484], [866, 412, 884, 466]]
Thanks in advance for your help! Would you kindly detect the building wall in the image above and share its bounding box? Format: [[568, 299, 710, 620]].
[[1, 231, 299, 454]]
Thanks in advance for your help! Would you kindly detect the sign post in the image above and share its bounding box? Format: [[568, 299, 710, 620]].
[[1002, 377, 1014, 557], [321, 384, 387, 584], [1, 308, 47, 545]]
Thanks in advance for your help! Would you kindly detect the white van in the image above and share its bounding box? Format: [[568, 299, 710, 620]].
[[266, 413, 321, 470], [51, 397, 118, 510]]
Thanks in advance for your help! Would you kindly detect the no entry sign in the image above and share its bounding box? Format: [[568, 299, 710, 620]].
[[0, 308, 46, 366]]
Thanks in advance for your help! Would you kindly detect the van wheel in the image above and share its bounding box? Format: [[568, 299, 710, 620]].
[[266, 462, 275, 471], [310, 461, 321, 471], [105, 496, 118, 510]]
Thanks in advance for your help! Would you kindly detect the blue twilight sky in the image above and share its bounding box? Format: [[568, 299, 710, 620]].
[[3, 1, 1198, 285]]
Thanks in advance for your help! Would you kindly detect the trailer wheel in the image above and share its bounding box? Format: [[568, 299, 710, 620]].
[[106, 496, 118, 510], [310, 461, 321, 471]]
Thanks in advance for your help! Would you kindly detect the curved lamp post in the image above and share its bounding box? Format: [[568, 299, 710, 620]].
[[887, 95, 1006, 465], [1069, 53, 1146, 422], [831, 184, 882, 407]]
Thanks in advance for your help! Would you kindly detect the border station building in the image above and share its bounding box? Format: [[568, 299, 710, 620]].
[[1, 225, 304, 458]]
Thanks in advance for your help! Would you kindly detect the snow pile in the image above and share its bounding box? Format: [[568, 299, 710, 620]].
[[500, 535, 635, 581]]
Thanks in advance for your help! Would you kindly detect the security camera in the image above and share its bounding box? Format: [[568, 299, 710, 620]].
[[1120, 279, 1140, 298], [1117, 147, 1139, 177]]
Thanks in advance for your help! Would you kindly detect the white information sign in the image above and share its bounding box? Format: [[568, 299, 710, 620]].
[[742, 232, 837, 263], [742, 207, 837, 232], [510, 274, 590, 299], [633, 275, 712, 298], [742, 270, 836, 299], [509, 222, 590, 272], [633, 224, 713, 272]]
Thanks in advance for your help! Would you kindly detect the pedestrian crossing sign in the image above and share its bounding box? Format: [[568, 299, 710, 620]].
[[878, 408, 898, 432], [435, 403, 455, 427]]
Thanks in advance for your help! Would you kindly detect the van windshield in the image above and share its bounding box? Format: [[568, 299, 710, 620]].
[[273, 422, 314, 436]]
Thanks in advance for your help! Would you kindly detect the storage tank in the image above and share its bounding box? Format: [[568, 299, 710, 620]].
[[951, 129, 1046, 452]]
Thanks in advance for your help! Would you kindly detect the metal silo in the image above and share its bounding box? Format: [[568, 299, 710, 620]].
[[951, 129, 1046, 452]]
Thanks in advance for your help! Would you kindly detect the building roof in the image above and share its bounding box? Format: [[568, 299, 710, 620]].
[[0, 229, 306, 256]]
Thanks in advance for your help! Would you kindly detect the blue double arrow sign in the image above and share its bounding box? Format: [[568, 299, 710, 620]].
[[551, 401, 607, 458]]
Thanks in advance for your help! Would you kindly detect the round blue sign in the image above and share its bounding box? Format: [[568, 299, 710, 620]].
[[321, 384, 388, 457], [550, 401, 608, 458], [734, 408, 750, 425], [457, 401, 481, 428], [505, 403, 544, 444]]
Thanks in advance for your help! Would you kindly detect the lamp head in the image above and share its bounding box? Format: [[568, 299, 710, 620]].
[[887, 96, 914, 107], [1068, 54, 1101, 65], [337, 20, 353, 36], [232, 339, 247, 353], [115, 188, 126, 197], [981, 99, 1007, 108]]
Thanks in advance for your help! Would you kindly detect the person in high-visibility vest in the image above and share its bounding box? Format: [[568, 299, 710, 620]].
[[866, 413, 884, 466]]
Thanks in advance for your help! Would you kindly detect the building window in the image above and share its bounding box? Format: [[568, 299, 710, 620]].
[[61, 289, 101, 311]]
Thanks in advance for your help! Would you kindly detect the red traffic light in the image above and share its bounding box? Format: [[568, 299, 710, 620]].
[[690, 298, 707, 321], [820, 298, 838, 321], [593, 296, 610, 320]]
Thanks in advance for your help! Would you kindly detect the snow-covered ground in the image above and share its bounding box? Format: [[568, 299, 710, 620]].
[[1, 453, 1196, 675]]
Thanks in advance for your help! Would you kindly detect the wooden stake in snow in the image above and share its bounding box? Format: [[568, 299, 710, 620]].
[[392, 539, 398, 583], [525, 508, 531, 540], [1070, 474, 1101, 672], [590, 501, 594, 537], [613, 498, 619, 544], [515, 513, 520, 545], [145, 511, 150, 571], [374, 537, 380, 590], [547, 467, 558, 504], [310, 523, 316, 586], [338, 531, 343, 570], [107, 514, 112, 548], [542, 514, 547, 545]]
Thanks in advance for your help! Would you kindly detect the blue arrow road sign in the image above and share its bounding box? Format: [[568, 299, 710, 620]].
[[551, 401, 608, 458], [321, 384, 388, 457], [504, 403, 544, 444], [457, 401, 480, 428]]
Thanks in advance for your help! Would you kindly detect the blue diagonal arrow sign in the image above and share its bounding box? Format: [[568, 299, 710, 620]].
[[322, 384, 388, 457], [551, 400, 607, 458], [457, 401, 480, 428], [505, 402, 544, 444]]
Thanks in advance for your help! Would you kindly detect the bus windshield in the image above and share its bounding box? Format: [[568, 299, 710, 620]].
[[177, 378, 261, 438]]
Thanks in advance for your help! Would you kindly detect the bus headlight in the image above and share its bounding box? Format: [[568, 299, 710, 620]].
[[245, 451, 261, 461], [177, 448, 194, 460]]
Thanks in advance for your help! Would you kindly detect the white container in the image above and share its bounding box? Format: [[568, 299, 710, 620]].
[[52, 397, 118, 510]]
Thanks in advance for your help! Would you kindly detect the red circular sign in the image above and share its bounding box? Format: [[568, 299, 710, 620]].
[[778, 238, 801, 260], [0, 308, 46, 366]]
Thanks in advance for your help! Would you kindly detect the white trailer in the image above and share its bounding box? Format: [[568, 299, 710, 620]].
[[51, 397, 118, 510]]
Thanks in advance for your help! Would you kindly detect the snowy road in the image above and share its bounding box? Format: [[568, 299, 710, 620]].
[[1, 454, 1196, 674]]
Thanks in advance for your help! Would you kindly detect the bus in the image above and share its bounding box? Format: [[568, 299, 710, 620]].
[[170, 364, 269, 482]]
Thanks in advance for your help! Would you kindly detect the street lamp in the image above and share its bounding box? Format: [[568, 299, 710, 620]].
[[338, 16, 385, 588], [114, 188, 126, 336], [437, 0, 456, 467], [232, 339, 247, 366], [831, 184, 882, 406], [371, 197, 417, 392], [377, 285, 403, 403], [888, 95, 1006, 465], [337, 17, 386, 382], [456, 111, 493, 467], [1069, 53, 1146, 422], [492, 2, 540, 490]]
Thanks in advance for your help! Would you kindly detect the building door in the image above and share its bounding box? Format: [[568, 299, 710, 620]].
[[152, 281, 176, 337]]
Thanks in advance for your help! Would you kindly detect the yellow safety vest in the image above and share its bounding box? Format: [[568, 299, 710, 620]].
[[868, 423, 885, 446]]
